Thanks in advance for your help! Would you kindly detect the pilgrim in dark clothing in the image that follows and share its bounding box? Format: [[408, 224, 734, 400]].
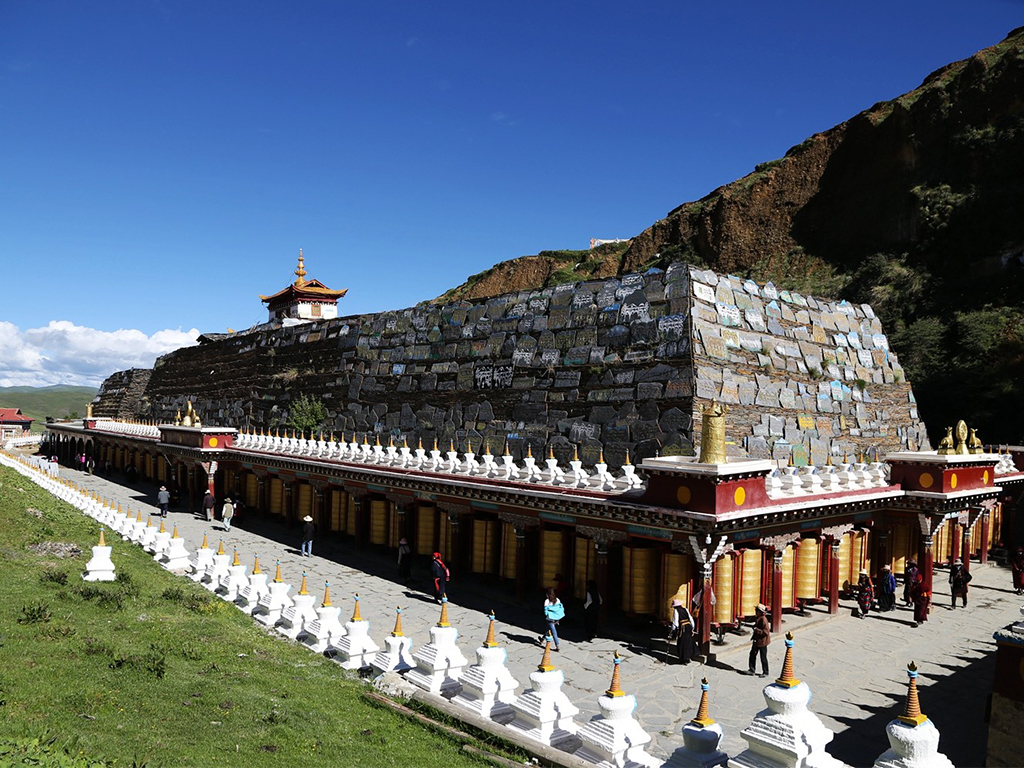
[[431, 552, 449, 602], [747, 604, 770, 676], [856, 570, 874, 618], [949, 558, 971, 608], [877, 565, 897, 612]]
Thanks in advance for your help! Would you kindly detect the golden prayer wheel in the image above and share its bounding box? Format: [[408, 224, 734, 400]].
[[297, 483, 313, 522], [934, 524, 950, 565], [245, 474, 258, 508], [269, 478, 284, 515], [541, 528, 566, 588], [370, 499, 387, 545], [660, 551, 692, 622], [891, 523, 909, 575], [738, 549, 763, 619], [345, 494, 357, 536], [144, 453, 153, 479], [837, 534, 852, 590], [499, 522, 517, 580], [622, 545, 658, 616], [222, 468, 234, 494], [795, 537, 820, 601], [472, 518, 497, 574], [330, 489, 347, 532], [781, 544, 796, 609], [574, 536, 596, 599], [440, 514, 454, 559], [387, 502, 400, 548], [970, 522, 981, 558], [712, 554, 736, 625], [415, 504, 436, 555], [156, 458, 165, 482], [852, 529, 870, 576], [989, 505, 1001, 549]]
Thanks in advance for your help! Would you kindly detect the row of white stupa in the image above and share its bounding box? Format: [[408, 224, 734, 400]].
[[2, 449, 957, 768]]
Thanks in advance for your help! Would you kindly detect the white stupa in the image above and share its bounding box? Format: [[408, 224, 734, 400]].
[[148, 518, 171, 557], [160, 526, 191, 571], [253, 561, 293, 626], [728, 632, 847, 768], [189, 534, 214, 581], [200, 541, 231, 592], [301, 582, 346, 654], [576, 652, 660, 768], [873, 662, 954, 768], [406, 597, 468, 697], [333, 593, 381, 670], [667, 677, 729, 768], [235, 554, 269, 612], [138, 515, 159, 551], [215, 549, 249, 602], [508, 635, 580, 750], [453, 611, 520, 722], [82, 529, 116, 582], [276, 572, 318, 640], [372, 607, 416, 675]]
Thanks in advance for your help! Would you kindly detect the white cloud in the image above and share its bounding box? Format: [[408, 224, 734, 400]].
[[0, 320, 200, 388]]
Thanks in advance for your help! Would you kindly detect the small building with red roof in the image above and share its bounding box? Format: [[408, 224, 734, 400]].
[[259, 250, 347, 325], [0, 408, 33, 439]]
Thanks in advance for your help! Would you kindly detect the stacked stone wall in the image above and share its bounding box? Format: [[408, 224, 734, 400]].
[[91, 368, 152, 420], [96, 261, 929, 469]]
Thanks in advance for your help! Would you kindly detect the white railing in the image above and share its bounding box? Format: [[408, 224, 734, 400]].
[[90, 419, 161, 439], [765, 457, 891, 499]]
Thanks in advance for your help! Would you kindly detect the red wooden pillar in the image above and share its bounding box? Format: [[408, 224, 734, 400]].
[[920, 534, 934, 622], [515, 526, 529, 602], [698, 562, 713, 659], [950, 521, 961, 566], [257, 476, 267, 515], [961, 524, 972, 574], [980, 511, 990, 564], [283, 481, 294, 525], [828, 538, 841, 615], [770, 548, 783, 635]]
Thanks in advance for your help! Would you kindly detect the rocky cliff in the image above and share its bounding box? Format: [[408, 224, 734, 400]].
[[437, 28, 1024, 444]]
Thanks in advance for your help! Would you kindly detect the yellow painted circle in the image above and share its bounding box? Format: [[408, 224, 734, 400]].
[[734, 486, 746, 507], [983, 470, 989, 484], [208, 437, 219, 448], [919, 472, 934, 489], [676, 486, 691, 505], [950, 473, 958, 489]]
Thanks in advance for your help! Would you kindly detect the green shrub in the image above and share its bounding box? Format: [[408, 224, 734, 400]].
[[18, 602, 51, 624], [40, 568, 68, 586]]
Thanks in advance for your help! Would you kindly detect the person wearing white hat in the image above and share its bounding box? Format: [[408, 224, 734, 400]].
[[157, 485, 170, 518], [747, 603, 770, 677], [948, 557, 971, 608], [301, 515, 315, 557], [221, 497, 235, 532]]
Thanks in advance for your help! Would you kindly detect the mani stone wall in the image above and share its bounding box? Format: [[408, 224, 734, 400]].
[[99, 261, 928, 469], [90, 368, 152, 420]]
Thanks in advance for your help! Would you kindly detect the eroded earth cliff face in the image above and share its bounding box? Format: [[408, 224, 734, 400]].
[[436, 28, 1024, 443]]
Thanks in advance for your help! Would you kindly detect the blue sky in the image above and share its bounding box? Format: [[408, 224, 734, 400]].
[[1, 1, 1021, 385]]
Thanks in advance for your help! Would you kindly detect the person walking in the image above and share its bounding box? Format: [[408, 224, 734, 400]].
[[910, 571, 929, 627], [541, 587, 565, 651], [583, 579, 602, 641], [157, 486, 171, 518], [397, 537, 412, 585], [747, 604, 770, 677], [431, 552, 450, 602], [877, 564, 897, 612], [903, 560, 919, 607], [301, 515, 315, 557], [949, 558, 971, 608], [671, 598, 696, 664], [202, 490, 216, 522], [1011, 546, 1024, 595], [221, 498, 234, 532], [856, 569, 874, 618]]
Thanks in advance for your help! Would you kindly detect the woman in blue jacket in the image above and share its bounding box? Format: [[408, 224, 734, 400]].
[[542, 587, 565, 651]]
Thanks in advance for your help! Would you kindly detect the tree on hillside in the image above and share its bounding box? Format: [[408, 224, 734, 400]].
[[288, 394, 327, 436]]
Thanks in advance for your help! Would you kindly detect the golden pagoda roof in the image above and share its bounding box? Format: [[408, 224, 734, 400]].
[[259, 250, 348, 304]]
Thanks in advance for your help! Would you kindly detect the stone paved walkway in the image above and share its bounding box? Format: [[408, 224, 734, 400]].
[[60, 463, 1018, 767]]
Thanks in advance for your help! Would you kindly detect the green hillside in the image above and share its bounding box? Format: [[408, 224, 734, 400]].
[[0, 385, 97, 431]]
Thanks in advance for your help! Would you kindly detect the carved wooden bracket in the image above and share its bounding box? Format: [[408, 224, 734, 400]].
[[820, 524, 854, 540], [439, 501, 471, 520], [497, 511, 537, 530], [761, 532, 802, 550], [576, 525, 628, 544], [687, 534, 729, 567]]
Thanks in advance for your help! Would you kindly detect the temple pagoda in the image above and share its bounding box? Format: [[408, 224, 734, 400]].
[[259, 250, 347, 324]]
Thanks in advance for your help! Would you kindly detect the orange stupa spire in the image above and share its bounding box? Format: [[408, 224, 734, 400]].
[[437, 595, 450, 627], [691, 677, 715, 727], [322, 582, 332, 608], [538, 635, 555, 672], [606, 651, 625, 697], [391, 606, 404, 637], [350, 592, 364, 621], [897, 661, 928, 726], [483, 610, 498, 648], [775, 631, 801, 688]]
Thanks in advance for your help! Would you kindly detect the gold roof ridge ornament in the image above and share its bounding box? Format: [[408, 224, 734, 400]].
[[936, 426, 954, 455], [967, 427, 984, 455], [698, 399, 729, 465], [294, 248, 307, 285], [954, 420, 969, 455]]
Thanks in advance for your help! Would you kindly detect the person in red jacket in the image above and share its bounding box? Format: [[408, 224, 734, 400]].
[[431, 552, 450, 603]]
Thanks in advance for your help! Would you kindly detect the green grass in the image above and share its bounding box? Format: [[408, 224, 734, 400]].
[[0, 463, 504, 767], [0, 386, 97, 431]]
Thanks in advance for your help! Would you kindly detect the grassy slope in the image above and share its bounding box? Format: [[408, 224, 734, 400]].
[[0, 463, 498, 768], [0, 386, 97, 430]]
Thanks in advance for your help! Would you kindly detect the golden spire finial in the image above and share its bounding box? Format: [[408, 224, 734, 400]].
[[273, 560, 282, 583], [216, 540, 225, 556], [504, 439, 511, 457], [172, 525, 179, 539], [294, 248, 307, 285], [788, 452, 794, 468], [351, 592, 364, 621], [775, 631, 801, 688], [606, 651, 625, 697], [200, 533, 209, 549], [599, 447, 605, 464], [526, 443, 533, 458], [484, 610, 498, 648], [98, 529, 106, 547], [484, 439, 492, 456], [573, 444, 579, 462], [538, 635, 555, 672], [898, 661, 928, 726], [252, 554, 261, 574], [826, 453, 833, 466], [145, 515, 152, 528], [625, 448, 632, 465], [449, 438, 455, 452], [418, 437, 423, 450], [437, 595, 450, 627], [136, 511, 142, 522], [158, 518, 166, 534], [299, 572, 308, 595], [691, 677, 715, 727], [322, 582, 332, 607], [231, 549, 241, 567], [433, 436, 438, 451], [391, 606, 404, 637], [403, 436, 408, 449]]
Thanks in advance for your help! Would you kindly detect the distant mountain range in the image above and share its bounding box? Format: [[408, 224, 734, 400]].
[[0, 385, 97, 431], [435, 27, 1024, 444]]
